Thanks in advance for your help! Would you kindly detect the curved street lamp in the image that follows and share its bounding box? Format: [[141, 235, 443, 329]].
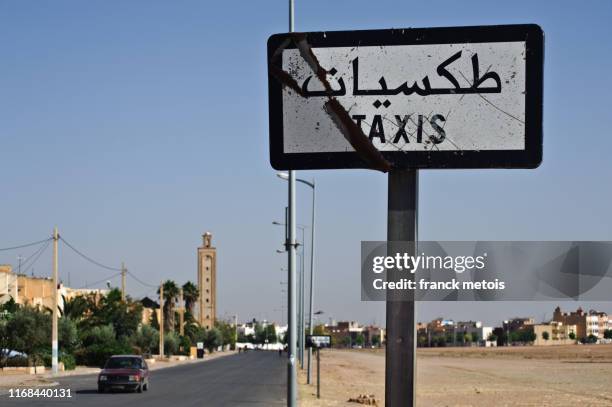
[[277, 171, 317, 382]]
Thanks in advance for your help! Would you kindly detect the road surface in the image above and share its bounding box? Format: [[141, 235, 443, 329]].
[[1, 351, 286, 407]]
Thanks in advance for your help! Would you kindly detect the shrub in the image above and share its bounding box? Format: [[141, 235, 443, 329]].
[[59, 317, 80, 355], [179, 335, 192, 355], [205, 328, 223, 353], [4, 356, 28, 367], [75, 325, 132, 367], [61, 354, 76, 370], [132, 325, 159, 357], [164, 332, 180, 356], [75, 340, 132, 368]]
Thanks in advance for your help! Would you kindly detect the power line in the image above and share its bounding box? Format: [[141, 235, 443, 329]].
[[19, 239, 52, 276], [59, 236, 122, 272], [77, 272, 122, 289], [0, 237, 52, 252], [127, 270, 158, 288]]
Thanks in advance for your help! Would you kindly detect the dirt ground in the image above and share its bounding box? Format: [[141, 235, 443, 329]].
[[298, 345, 612, 406]]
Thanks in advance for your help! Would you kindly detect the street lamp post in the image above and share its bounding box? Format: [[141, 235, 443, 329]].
[[277, 172, 316, 382], [277, 168, 297, 407], [274, 221, 306, 367]]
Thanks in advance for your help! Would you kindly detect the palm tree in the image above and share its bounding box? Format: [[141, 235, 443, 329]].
[[157, 280, 179, 332], [182, 281, 199, 319], [61, 295, 90, 321]]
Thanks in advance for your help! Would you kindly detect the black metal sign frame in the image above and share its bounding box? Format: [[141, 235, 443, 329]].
[[268, 24, 543, 170]]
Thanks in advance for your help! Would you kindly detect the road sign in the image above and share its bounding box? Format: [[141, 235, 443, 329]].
[[305, 335, 331, 348], [268, 24, 543, 170]]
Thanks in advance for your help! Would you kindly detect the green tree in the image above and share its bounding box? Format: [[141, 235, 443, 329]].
[[181, 281, 199, 318], [215, 320, 237, 348], [158, 281, 179, 333], [76, 324, 131, 367], [205, 328, 223, 353], [521, 330, 536, 343], [164, 332, 180, 356], [149, 308, 160, 330], [342, 336, 352, 348], [61, 295, 90, 321], [604, 329, 612, 340], [542, 331, 550, 341], [355, 334, 365, 347], [81, 288, 142, 340], [417, 335, 427, 348], [5, 305, 51, 366], [0, 299, 17, 366], [59, 317, 80, 355], [178, 335, 192, 355], [254, 323, 266, 345], [132, 325, 159, 356], [569, 331, 576, 340], [0, 297, 18, 313], [184, 323, 206, 346], [372, 335, 381, 347], [487, 333, 497, 342], [265, 324, 278, 344]]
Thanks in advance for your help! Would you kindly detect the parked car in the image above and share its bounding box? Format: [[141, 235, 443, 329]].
[[97, 355, 150, 393]]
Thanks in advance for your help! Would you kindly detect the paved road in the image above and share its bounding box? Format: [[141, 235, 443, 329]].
[[1, 351, 286, 407]]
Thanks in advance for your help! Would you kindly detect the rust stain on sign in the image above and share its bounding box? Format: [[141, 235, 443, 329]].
[[269, 33, 392, 172]]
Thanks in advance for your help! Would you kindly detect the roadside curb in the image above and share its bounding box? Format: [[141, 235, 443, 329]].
[[0, 351, 237, 392]]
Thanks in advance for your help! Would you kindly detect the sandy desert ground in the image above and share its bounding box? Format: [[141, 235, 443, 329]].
[[298, 345, 612, 406]]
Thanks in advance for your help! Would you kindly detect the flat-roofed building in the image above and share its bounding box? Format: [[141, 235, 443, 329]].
[[533, 321, 577, 346]]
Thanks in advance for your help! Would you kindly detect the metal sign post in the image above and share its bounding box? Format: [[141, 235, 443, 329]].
[[267, 23, 544, 407], [385, 170, 418, 406], [305, 335, 330, 399], [317, 347, 321, 399]]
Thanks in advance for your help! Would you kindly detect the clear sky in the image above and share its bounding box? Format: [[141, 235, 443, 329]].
[[1, 1, 611, 327]]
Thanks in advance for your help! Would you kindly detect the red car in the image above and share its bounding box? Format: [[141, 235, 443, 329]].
[[98, 355, 150, 393]]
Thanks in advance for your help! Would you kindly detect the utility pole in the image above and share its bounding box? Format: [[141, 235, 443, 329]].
[[385, 169, 418, 407], [52, 227, 59, 375], [234, 314, 238, 346], [179, 287, 184, 336], [121, 262, 126, 302], [305, 179, 316, 384], [159, 281, 164, 360], [298, 232, 304, 368]]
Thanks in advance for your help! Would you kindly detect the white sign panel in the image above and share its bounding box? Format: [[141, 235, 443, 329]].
[[268, 25, 543, 169]]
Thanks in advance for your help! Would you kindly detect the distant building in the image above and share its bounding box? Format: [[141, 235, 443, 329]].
[[426, 318, 449, 336], [0, 264, 107, 312], [363, 325, 385, 347], [503, 317, 535, 333], [197, 232, 217, 330], [0, 265, 18, 304], [140, 296, 160, 326], [455, 321, 494, 346], [325, 321, 374, 347], [553, 306, 608, 341], [236, 319, 286, 342], [533, 321, 577, 346]]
